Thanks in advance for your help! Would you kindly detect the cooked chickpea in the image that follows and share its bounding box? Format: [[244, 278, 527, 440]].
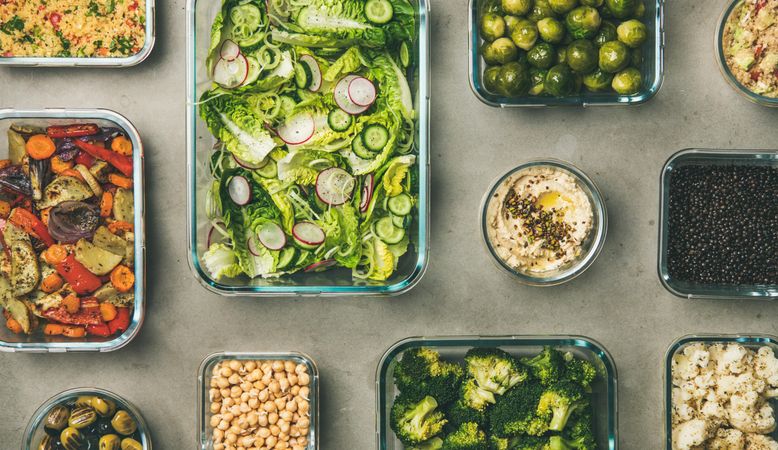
[[228, 373, 241, 385], [266, 436, 277, 447]]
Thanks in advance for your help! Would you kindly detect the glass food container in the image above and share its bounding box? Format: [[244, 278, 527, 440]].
[[480, 159, 608, 286], [468, 0, 665, 107], [664, 334, 778, 449], [715, 0, 778, 107], [0, 1, 155, 67], [658, 149, 778, 299], [0, 108, 146, 352], [185, 0, 430, 296], [376, 335, 619, 449], [22, 387, 152, 450], [197, 352, 319, 450]]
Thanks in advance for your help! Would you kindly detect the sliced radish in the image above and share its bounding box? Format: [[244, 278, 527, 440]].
[[247, 236, 262, 256], [233, 153, 268, 170], [292, 222, 326, 247], [228, 175, 251, 206], [207, 222, 229, 248], [334, 75, 370, 115], [348, 76, 377, 107], [316, 167, 355, 206], [213, 54, 249, 89], [258, 222, 286, 251], [304, 259, 337, 272], [277, 113, 315, 145], [299, 55, 323, 92], [359, 173, 375, 213], [220, 39, 241, 61]]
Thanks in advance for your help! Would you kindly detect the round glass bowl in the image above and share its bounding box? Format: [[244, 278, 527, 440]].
[[480, 159, 608, 286], [22, 387, 152, 450], [715, 0, 778, 107]]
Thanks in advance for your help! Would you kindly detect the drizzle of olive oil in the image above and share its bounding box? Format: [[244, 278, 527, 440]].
[[535, 191, 572, 212]]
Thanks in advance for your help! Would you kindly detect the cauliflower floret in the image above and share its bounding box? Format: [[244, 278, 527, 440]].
[[718, 344, 753, 375], [673, 419, 713, 450], [733, 372, 767, 395], [745, 433, 778, 450], [728, 396, 776, 434], [709, 343, 727, 365], [700, 400, 729, 427], [754, 347, 778, 388], [680, 379, 709, 404], [673, 387, 697, 424], [675, 344, 711, 383], [708, 428, 745, 450], [695, 370, 717, 390]]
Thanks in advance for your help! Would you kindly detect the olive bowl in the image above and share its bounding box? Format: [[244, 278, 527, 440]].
[[480, 159, 608, 286], [22, 387, 152, 450]]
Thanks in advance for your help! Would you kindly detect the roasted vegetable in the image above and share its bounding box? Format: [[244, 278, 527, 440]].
[[4, 223, 41, 296], [92, 226, 129, 257], [112, 188, 134, 223], [37, 176, 93, 210], [0, 164, 32, 196], [5, 298, 32, 333], [48, 201, 100, 243], [93, 283, 135, 307], [74, 163, 103, 197], [7, 129, 27, 164], [75, 239, 123, 276]]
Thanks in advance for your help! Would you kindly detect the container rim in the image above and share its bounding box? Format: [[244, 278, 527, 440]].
[[185, 0, 431, 296], [479, 158, 608, 286], [657, 148, 778, 299], [0, 108, 146, 352], [21, 386, 153, 450]]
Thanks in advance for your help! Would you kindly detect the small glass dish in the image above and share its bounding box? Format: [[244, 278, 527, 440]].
[[197, 352, 319, 450], [664, 334, 778, 449], [22, 387, 152, 450], [658, 149, 778, 299], [468, 0, 665, 107], [715, 0, 778, 107], [376, 335, 619, 449], [480, 159, 608, 286]]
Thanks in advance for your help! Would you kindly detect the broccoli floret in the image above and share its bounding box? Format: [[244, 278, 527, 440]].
[[447, 378, 494, 427], [562, 408, 597, 450], [562, 356, 597, 389], [521, 347, 565, 386], [395, 348, 464, 405], [410, 437, 444, 450], [441, 422, 488, 450], [490, 435, 549, 450], [537, 381, 588, 432], [465, 348, 528, 396], [488, 382, 548, 437], [546, 435, 596, 450], [390, 394, 447, 445]]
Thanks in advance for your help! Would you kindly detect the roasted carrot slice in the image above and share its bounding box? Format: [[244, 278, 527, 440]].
[[110, 265, 135, 293], [26, 135, 56, 160]]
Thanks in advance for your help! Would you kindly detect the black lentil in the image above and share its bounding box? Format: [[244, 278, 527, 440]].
[[667, 164, 778, 285]]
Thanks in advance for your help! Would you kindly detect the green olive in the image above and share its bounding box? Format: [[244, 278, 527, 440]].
[[565, 6, 602, 39], [92, 397, 117, 418], [121, 438, 143, 450], [529, 0, 557, 22], [605, 0, 636, 19], [545, 64, 576, 96], [37, 434, 55, 450], [100, 434, 122, 450], [44, 405, 70, 433], [549, 0, 578, 14], [582, 68, 614, 91], [509, 19, 539, 51], [593, 21, 617, 47], [68, 406, 97, 429], [482, 37, 519, 65], [566, 39, 598, 73], [599, 40, 629, 73], [111, 410, 137, 436], [75, 396, 95, 408], [527, 42, 557, 69], [529, 68, 549, 95], [60, 427, 85, 450], [483, 66, 502, 93], [612, 67, 642, 94], [480, 12, 506, 42], [617, 19, 648, 48], [497, 61, 531, 96], [537, 17, 566, 44], [502, 0, 532, 15]]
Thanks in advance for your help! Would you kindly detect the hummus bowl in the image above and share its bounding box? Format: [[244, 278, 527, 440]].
[[480, 160, 607, 286]]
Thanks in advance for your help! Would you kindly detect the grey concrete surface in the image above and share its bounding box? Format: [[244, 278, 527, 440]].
[[1, 0, 778, 448]]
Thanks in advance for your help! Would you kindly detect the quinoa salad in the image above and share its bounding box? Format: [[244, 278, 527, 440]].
[[723, 0, 778, 98], [0, 0, 146, 58]]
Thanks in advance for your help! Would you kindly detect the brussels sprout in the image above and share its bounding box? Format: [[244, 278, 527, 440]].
[[537, 17, 566, 43], [566, 39, 598, 73], [504, 15, 521, 31], [612, 67, 642, 94], [565, 6, 602, 39], [502, 0, 533, 15], [549, 0, 578, 14], [581, 0, 603, 5], [599, 40, 629, 72], [480, 13, 506, 42], [630, 47, 643, 67], [483, 66, 502, 93], [528, 42, 557, 69], [529, 68, 549, 95], [634, 0, 646, 17], [617, 19, 648, 48], [557, 46, 568, 64], [605, 0, 635, 19], [509, 19, 539, 51], [582, 68, 614, 91], [529, 0, 557, 22], [482, 37, 519, 65], [593, 20, 617, 46], [497, 61, 531, 96], [545, 64, 575, 96]]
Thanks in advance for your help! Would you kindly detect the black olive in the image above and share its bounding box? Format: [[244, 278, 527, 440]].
[[96, 419, 113, 435]]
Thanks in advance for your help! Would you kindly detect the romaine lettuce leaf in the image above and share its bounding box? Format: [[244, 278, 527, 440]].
[[277, 149, 340, 185], [203, 243, 243, 280], [200, 94, 278, 165], [324, 46, 367, 81], [319, 204, 361, 268], [382, 155, 416, 197]]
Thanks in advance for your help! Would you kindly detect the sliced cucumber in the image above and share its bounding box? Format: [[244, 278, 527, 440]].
[[400, 41, 411, 68], [352, 134, 376, 159], [238, 30, 264, 48], [276, 247, 296, 270], [375, 216, 405, 244], [328, 109, 353, 132], [294, 59, 312, 89], [243, 55, 262, 86], [392, 214, 411, 228], [362, 124, 389, 152], [295, 250, 311, 266], [256, 159, 277, 178], [387, 193, 413, 216], [365, 0, 394, 25]]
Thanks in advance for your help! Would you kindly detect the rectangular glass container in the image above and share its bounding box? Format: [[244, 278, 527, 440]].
[[468, 0, 665, 107], [0, 108, 146, 352], [0, 2, 155, 67], [185, 0, 430, 296], [664, 334, 778, 449], [658, 149, 778, 299], [376, 335, 619, 449], [197, 351, 319, 450]]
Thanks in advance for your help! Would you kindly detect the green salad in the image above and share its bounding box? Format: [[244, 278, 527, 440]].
[[199, 0, 418, 282]]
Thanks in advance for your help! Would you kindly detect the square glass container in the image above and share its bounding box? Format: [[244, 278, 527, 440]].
[[376, 335, 619, 449], [0, 2, 155, 67], [185, 0, 430, 296], [197, 352, 319, 450], [664, 334, 778, 449], [658, 149, 778, 299], [0, 108, 146, 352], [468, 0, 665, 107]]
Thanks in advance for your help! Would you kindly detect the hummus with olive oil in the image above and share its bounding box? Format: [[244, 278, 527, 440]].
[[486, 167, 593, 273]]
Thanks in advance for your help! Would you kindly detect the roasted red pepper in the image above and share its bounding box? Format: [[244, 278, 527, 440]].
[[43, 306, 103, 326], [74, 140, 133, 177], [46, 123, 99, 138], [56, 254, 102, 294], [74, 150, 95, 168], [86, 323, 112, 337], [9, 208, 55, 247], [108, 307, 131, 334]]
